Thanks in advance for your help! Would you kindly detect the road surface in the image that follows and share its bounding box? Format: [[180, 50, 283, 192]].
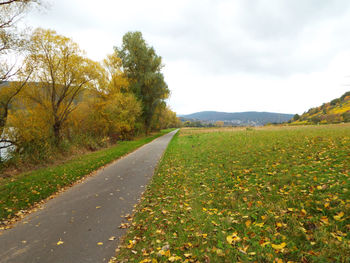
[[0, 129, 178, 263]]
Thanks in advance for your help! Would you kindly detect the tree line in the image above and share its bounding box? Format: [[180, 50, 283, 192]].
[[0, 0, 180, 165]]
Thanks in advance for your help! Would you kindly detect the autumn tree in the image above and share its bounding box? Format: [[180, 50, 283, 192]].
[[0, 0, 39, 147], [152, 104, 180, 130], [24, 28, 99, 144], [116, 31, 169, 134], [0, 0, 39, 66], [73, 52, 141, 141]]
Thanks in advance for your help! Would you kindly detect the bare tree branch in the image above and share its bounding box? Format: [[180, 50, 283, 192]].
[[0, 0, 33, 6]]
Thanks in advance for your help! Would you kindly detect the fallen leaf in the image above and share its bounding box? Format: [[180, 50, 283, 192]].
[[271, 242, 286, 250], [227, 233, 241, 244], [333, 211, 344, 221], [320, 216, 329, 224], [260, 241, 270, 247], [168, 256, 182, 262]]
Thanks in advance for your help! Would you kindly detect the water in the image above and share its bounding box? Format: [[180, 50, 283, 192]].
[[0, 130, 15, 161], [0, 141, 12, 161]]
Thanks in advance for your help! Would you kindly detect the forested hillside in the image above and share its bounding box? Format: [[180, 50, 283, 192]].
[[290, 91, 350, 124]]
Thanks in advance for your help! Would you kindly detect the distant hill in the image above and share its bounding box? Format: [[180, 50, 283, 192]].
[[291, 91, 350, 124], [180, 111, 294, 126]]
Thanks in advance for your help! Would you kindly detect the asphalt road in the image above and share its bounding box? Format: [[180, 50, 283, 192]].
[[0, 130, 178, 263]]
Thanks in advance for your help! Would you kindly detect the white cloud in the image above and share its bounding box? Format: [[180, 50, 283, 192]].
[[20, 0, 350, 114]]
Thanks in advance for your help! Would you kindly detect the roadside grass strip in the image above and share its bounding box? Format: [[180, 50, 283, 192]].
[[115, 125, 350, 262], [0, 129, 174, 224]]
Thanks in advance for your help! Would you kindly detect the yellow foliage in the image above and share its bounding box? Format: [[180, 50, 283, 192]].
[[7, 105, 52, 149], [152, 105, 181, 130]]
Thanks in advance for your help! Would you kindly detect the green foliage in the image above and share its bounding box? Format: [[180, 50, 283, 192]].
[[330, 98, 340, 106], [116, 31, 170, 133], [183, 120, 205, 127], [115, 125, 350, 262], [293, 113, 300, 121]]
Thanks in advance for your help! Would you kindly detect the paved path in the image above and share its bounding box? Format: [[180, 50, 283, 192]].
[[0, 130, 178, 263]]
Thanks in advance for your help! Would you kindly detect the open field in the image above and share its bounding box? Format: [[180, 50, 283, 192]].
[[0, 129, 174, 225], [115, 124, 350, 262]]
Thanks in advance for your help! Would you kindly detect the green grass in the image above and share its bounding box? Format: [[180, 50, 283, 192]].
[[114, 125, 350, 263], [0, 129, 174, 223]]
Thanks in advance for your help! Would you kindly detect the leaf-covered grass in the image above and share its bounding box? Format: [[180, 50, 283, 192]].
[[114, 124, 350, 263], [0, 129, 174, 224]]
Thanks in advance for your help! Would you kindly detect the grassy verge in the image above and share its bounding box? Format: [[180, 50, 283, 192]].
[[114, 124, 349, 263], [0, 129, 174, 224]]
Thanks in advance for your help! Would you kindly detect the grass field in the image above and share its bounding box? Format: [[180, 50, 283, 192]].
[[114, 124, 350, 263], [0, 129, 174, 225]]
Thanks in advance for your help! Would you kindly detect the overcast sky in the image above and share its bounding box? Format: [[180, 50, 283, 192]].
[[23, 0, 350, 115]]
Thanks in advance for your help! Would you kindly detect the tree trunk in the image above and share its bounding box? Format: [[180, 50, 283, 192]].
[[0, 106, 8, 139], [53, 122, 61, 145], [144, 118, 151, 135]]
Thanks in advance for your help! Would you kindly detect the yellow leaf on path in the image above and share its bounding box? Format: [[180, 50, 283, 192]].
[[333, 211, 344, 221], [57, 240, 64, 246], [271, 242, 286, 250], [97, 242, 103, 245]]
